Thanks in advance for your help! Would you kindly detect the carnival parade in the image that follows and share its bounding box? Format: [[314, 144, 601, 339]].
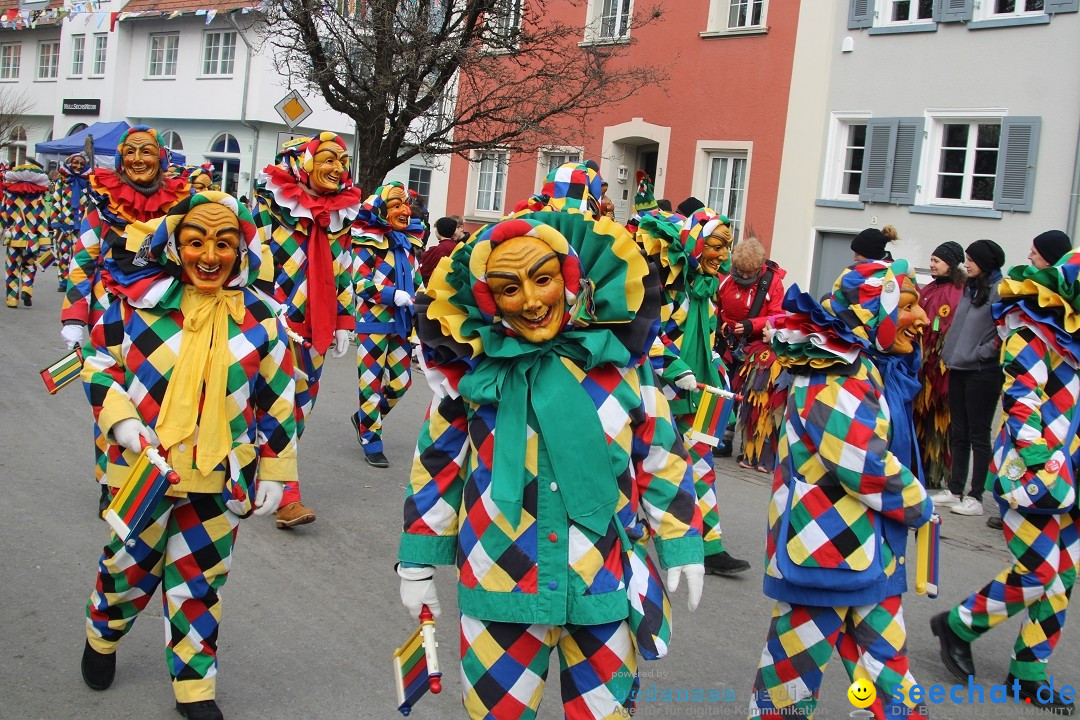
[[3, 2, 1080, 719]]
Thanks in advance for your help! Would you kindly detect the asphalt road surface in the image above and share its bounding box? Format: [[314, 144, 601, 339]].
[[2, 288, 1075, 719]]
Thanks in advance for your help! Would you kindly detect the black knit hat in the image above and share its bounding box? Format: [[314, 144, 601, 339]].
[[434, 216, 458, 239], [851, 227, 889, 261], [966, 239, 1006, 273], [676, 196, 704, 217], [931, 241, 965, 269], [1032, 230, 1072, 266]]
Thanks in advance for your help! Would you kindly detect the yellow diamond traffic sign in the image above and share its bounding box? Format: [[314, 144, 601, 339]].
[[274, 89, 313, 130]]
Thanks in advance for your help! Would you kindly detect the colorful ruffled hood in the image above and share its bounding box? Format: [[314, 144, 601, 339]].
[[523, 160, 604, 215], [354, 180, 426, 244], [3, 161, 49, 195], [60, 153, 90, 180], [995, 250, 1080, 362], [114, 125, 171, 172], [271, 131, 356, 194], [635, 207, 731, 288], [186, 163, 217, 192]]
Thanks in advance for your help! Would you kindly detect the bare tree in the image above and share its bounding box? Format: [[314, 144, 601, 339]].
[[0, 87, 33, 155], [260, 0, 668, 193]]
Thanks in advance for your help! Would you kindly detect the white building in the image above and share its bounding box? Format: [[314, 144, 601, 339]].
[[774, 0, 1080, 297]]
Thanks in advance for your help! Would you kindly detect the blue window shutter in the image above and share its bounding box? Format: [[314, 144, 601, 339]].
[[889, 117, 924, 205], [993, 117, 1041, 212], [1046, 0, 1079, 13], [849, 0, 875, 28], [859, 118, 897, 203], [935, 0, 973, 22]]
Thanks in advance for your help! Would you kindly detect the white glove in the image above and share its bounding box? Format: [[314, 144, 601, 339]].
[[393, 290, 414, 308], [61, 323, 85, 350], [398, 564, 441, 619], [328, 328, 351, 359], [111, 418, 159, 454], [665, 564, 705, 612], [252, 480, 284, 516], [674, 373, 698, 392]]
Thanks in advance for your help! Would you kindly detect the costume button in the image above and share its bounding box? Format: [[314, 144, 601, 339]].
[[550, 482, 558, 492], [548, 532, 557, 542], [548, 581, 558, 590], [178, 443, 187, 452], [1028, 484, 1040, 495], [898, 556, 905, 566]]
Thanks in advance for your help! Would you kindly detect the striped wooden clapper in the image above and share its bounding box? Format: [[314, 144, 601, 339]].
[[103, 445, 180, 546], [40, 346, 84, 394], [393, 605, 442, 716], [687, 382, 738, 447], [36, 246, 56, 269], [915, 514, 942, 598]]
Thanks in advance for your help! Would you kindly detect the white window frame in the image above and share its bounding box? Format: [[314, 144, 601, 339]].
[[7, 125, 26, 165], [693, 140, 752, 244], [534, 146, 583, 190], [705, 0, 768, 34], [822, 112, 870, 201], [161, 129, 184, 155], [486, 0, 523, 49], [467, 150, 509, 220], [201, 30, 236, 77], [919, 109, 1006, 209], [975, 0, 1047, 21], [70, 35, 85, 77], [205, 132, 243, 196], [408, 164, 432, 205], [584, 0, 633, 43], [37, 40, 60, 81], [0, 42, 21, 81], [147, 33, 179, 78], [90, 34, 107, 77], [873, 0, 936, 28]]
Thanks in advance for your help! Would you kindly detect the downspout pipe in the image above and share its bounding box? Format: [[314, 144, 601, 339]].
[[228, 12, 260, 200], [1068, 108, 1080, 240]]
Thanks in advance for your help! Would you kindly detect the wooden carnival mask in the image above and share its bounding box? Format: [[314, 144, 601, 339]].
[[120, 131, 162, 187], [700, 226, 732, 276], [177, 203, 241, 293], [889, 277, 929, 355], [308, 141, 346, 196], [384, 185, 412, 231], [486, 235, 567, 343]]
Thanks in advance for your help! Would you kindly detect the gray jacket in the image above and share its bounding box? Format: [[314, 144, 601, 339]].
[[941, 274, 1002, 371]]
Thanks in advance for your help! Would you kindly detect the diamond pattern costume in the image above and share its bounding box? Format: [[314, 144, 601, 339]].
[[81, 192, 297, 705], [350, 181, 424, 454], [945, 252, 1080, 682], [3, 162, 51, 306], [400, 212, 703, 719], [749, 261, 933, 720], [49, 154, 92, 290]]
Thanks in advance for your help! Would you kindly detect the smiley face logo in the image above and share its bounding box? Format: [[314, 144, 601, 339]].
[[847, 678, 876, 709]]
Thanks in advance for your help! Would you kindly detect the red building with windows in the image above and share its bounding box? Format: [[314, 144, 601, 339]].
[[445, 0, 801, 252]]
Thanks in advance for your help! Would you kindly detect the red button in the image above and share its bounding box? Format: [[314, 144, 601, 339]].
[[548, 532, 558, 542]]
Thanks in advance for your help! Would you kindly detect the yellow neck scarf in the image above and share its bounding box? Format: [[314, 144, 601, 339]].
[[156, 284, 246, 477]]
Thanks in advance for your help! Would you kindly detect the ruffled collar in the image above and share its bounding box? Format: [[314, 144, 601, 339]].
[[90, 168, 189, 225], [258, 165, 363, 232]]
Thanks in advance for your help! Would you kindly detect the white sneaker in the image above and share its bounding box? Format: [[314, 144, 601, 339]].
[[930, 489, 961, 506], [950, 496, 984, 516]]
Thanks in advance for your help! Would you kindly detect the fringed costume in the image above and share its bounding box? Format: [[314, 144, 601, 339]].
[[913, 277, 963, 488], [3, 162, 51, 307]]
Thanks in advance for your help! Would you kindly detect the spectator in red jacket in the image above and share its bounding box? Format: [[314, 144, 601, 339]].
[[419, 216, 460, 286], [716, 237, 787, 472]]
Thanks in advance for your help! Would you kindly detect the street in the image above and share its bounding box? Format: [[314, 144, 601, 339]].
[[1, 287, 1076, 720]]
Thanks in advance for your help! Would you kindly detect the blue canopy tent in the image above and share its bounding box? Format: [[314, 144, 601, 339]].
[[35, 121, 186, 165]]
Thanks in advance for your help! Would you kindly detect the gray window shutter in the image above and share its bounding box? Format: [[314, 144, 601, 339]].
[[935, 0, 973, 22], [889, 117, 924, 205], [1046, 0, 1079, 13], [994, 117, 1041, 212], [859, 118, 897, 203], [849, 0, 875, 28]]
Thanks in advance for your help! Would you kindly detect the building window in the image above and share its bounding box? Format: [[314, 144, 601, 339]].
[[7, 126, 26, 166], [408, 165, 433, 205], [1, 43, 21, 80], [161, 130, 184, 153], [70, 35, 85, 76], [728, 0, 766, 28], [205, 132, 242, 196], [37, 40, 60, 80], [488, 0, 522, 46], [91, 34, 107, 76], [932, 121, 1000, 206], [545, 151, 581, 175], [202, 31, 236, 76], [825, 121, 869, 199], [885, 0, 934, 22], [471, 150, 508, 215], [705, 153, 748, 242], [67, 122, 88, 135], [587, 0, 632, 42], [148, 33, 179, 78], [981, 0, 1045, 17]]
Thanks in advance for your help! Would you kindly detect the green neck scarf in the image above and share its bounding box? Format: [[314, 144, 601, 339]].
[[456, 328, 630, 535], [679, 272, 722, 392]]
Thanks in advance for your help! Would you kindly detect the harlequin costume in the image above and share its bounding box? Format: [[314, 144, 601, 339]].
[[60, 126, 189, 503], [3, 161, 52, 308], [748, 260, 933, 720], [399, 212, 705, 720], [252, 132, 364, 522], [49, 153, 92, 292], [716, 258, 787, 471], [931, 253, 1080, 714], [634, 208, 750, 575], [349, 181, 424, 465], [913, 243, 965, 489], [79, 192, 297, 719]]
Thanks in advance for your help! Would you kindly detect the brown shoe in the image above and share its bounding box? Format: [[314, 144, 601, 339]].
[[275, 501, 316, 529]]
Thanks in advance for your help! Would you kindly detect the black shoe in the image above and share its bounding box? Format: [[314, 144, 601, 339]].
[[81, 640, 115, 691], [58, 282, 66, 292], [715, 442, 733, 458], [364, 450, 389, 468], [349, 414, 363, 445], [987, 515, 1003, 530], [704, 551, 750, 576], [98, 484, 111, 519], [1007, 674, 1076, 715], [21, 291, 31, 307], [175, 699, 224, 720], [931, 612, 975, 681]]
